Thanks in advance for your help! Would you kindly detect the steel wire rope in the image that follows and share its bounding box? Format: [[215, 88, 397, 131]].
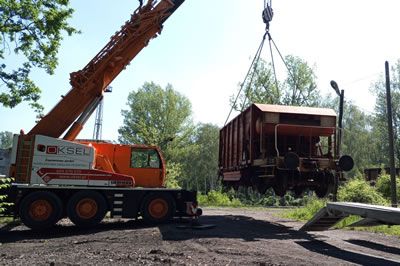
[[224, 31, 268, 126], [241, 32, 268, 111], [225, 0, 285, 125], [268, 36, 300, 102], [267, 32, 280, 99]]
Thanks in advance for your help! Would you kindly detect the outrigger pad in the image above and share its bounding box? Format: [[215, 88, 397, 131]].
[[176, 223, 216, 230]]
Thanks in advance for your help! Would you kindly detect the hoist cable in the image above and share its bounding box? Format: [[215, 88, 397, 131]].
[[241, 31, 268, 111], [224, 31, 268, 126], [267, 33, 279, 99], [264, 0, 272, 9], [269, 37, 298, 96]]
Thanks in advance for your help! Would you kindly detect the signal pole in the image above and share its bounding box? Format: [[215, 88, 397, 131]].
[[385, 61, 397, 207]]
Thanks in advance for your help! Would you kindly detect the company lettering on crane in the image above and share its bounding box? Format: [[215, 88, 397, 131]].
[[44, 145, 91, 156]]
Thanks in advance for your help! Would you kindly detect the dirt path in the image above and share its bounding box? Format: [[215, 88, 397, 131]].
[[1, 207, 400, 265]]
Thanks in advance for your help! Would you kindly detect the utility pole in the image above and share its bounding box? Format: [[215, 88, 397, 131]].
[[385, 61, 397, 207]]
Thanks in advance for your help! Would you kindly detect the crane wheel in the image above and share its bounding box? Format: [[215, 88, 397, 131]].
[[19, 191, 63, 230], [67, 191, 107, 227], [141, 192, 175, 224]]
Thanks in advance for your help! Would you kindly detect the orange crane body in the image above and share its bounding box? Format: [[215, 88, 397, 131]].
[[5, 0, 201, 230]]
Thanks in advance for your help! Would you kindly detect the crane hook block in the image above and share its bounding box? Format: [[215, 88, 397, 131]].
[[262, 5, 274, 25]]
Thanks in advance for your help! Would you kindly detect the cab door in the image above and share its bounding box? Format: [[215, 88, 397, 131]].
[[128, 147, 164, 187]]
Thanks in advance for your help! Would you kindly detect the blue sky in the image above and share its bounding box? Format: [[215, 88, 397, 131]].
[[1, 0, 400, 141]]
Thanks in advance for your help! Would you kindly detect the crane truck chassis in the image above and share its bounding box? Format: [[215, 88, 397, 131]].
[[2, 135, 200, 230], [1, 0, 202, 230]]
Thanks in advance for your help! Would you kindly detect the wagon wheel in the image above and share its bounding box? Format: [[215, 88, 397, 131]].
[[67, 190, 107, 227], [19, 191, 63, 230], [315, 186, 329, 198], [273, 170, 287, 197], [293, 186, 304, 198], [141, 192, 175, 224], [272, 184, 286, 197], [315, 172, 335, 198], [251, 176, 269, 194]]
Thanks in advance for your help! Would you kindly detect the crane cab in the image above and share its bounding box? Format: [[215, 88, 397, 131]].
[[80, 141, 166, 188]]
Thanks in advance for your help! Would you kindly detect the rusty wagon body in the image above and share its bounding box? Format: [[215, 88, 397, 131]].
[[219, 103, 353, 197]]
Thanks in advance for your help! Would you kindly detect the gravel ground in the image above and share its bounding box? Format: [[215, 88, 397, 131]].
[[1, 207, 400, 265]]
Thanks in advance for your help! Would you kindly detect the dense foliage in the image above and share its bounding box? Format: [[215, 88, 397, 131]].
[[0, 177, 12, 215], [337, 177, 388, 205], [198, 187, 312, 208], [119, 82, 221, 189], [119, 82, 194, 187], [179, 123, 220, 192], [198, 190, 242, 207], [371, 60, 400, 166], [231, 55, 320, 111], [0, 131, 13, 149], [375, 173, 400, 201], [284, 198, 326, 221], [0, 0, 79, 112]]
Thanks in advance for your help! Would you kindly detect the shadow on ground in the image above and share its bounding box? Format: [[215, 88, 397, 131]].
[[1, 214, 398, 265], [346, 239, 400, 256]]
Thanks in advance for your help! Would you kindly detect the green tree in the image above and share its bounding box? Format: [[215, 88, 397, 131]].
[[0, 0, 79, 111], [180, 123, 220, 192], [231, 59, 280, 111], [0, 131, 13, 149], [341, 103, 379, 176], [321, 96, 379, 176], [281, 55, 320, 107], [0, 131, 13, 215], [231, 55, 320, 111], [118, 82, 195, 187], [371, 60, 400, 166]]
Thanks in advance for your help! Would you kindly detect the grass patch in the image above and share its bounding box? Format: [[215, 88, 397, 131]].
[[283, 198, 326, 221], [283, 201, 400, 237], [198, 190, 243, 207], [334, 215, 400, 236], [0, 217, 14, 225]]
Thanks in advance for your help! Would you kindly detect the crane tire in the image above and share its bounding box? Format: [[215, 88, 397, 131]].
[[141, 192, 175, 224], [67, 190, 107, 227], [19, 191, 63, 230]]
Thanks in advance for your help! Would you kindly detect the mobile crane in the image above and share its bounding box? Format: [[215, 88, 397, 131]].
[[3, 0, 201, 230]]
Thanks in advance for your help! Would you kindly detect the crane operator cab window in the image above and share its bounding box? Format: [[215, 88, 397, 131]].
[[130, 148, 161, 169]]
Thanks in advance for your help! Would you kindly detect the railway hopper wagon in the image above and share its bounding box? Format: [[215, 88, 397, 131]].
[[219, 103, 353, 197]]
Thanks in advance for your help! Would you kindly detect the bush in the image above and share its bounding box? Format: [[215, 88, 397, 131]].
[[0, 177, 13, 215], [200, 187, 323, 208], [198, 190, 242, 207], [164, 162, 181, 189], [375, 174, 400, 201], [337, 177, 388, 205], [226, 187, 312, 207], [284, 197, 326, 221]]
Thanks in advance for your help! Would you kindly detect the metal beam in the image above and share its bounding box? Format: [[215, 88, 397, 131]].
[[301, 202, 400, 231]]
